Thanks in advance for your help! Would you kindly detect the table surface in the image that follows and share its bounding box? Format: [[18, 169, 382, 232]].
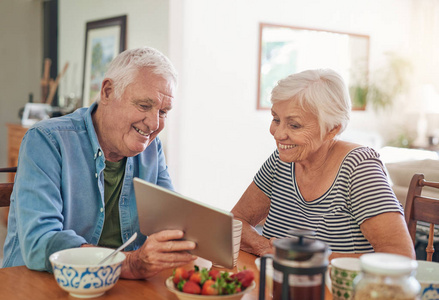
[[0, 250, 332, 300]]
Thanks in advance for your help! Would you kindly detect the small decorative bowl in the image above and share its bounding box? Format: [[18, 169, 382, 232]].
[[416, 260, 439, 300], [49, 247, 126, 298], [165, 277, 256, 300]]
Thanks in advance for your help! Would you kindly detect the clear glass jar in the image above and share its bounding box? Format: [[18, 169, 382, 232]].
[[353, 253, 421, 300]]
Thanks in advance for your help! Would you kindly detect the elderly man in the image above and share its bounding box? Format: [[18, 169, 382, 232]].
[[2, 47, 196, 279]]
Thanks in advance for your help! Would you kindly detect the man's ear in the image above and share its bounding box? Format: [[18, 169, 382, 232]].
[[100, 79, 114, 105]]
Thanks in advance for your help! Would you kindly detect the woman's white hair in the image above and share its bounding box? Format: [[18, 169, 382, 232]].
[[271, 69, 351, 138], [98, 47, 178, 100]]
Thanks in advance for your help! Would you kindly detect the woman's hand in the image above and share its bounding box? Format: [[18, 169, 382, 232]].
[[121, 230, 197, 279]]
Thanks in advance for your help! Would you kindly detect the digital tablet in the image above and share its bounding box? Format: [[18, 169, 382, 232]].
[[133, 177, 234, 268]]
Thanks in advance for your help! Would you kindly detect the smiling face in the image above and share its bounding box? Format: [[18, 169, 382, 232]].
[[94, 68, 175, 162], [270, 99, 327, 163]]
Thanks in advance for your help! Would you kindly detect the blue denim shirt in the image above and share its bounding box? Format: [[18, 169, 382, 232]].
[[2, 102, 173, 271]]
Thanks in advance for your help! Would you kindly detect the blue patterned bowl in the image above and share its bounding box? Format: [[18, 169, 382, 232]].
[[49, 247, 126, 298], [416, 260, 439, 300]]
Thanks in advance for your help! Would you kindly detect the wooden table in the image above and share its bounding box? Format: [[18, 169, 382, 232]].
[[0, 251, 332, 299]]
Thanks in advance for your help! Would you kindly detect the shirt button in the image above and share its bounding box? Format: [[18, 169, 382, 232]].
[[95, 173, 98, 178], [94, 153, 97, 159], [100, 208, 104, 213], [98, 151, 102, 157]]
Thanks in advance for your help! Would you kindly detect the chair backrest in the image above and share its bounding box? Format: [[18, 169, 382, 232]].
[[0, 183, 14, 207], [404, 173, 439, 261], [0, 167, 16, 208]]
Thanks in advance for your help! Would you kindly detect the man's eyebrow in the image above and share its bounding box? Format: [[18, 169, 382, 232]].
[[133, 98, 155, 105], [163, 105, 173, 111]]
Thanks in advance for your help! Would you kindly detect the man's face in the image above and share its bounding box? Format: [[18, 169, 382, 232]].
[[98, 69, 175, 162]]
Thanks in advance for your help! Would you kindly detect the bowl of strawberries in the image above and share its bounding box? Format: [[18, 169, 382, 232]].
[[166, 266, 256, 300]]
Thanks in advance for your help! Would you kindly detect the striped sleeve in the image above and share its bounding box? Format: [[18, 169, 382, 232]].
[[347, 150, 404, 225], [253, 150, 278, 198]]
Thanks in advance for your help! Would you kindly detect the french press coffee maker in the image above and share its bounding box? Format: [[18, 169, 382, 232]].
[[259, 230, 330, 300]]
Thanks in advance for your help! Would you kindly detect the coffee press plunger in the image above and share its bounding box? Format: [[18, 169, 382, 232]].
[[259, 230, 330, 300]]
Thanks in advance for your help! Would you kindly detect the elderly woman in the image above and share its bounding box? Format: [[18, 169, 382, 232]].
[[231, 69, 415, 259]]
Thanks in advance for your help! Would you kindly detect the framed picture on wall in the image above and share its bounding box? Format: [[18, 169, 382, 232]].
[[256, 23, 369, 110], [81, 15, 127, 107]]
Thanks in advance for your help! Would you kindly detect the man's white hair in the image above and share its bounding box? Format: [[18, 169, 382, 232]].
[[98, 47, 178, 100]]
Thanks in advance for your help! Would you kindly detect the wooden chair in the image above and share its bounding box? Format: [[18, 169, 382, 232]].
[[0, 167, 17, 207], [0, 167, 16, 207], [0, 182, 14, 207], [404, 173, 439, 261], [0, 167, 16, 229]]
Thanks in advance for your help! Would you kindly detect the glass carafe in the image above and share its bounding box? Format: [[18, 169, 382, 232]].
[[259, 230, 330, 300]]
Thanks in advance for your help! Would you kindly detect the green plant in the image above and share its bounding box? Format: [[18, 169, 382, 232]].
[[349, 53, 412, 111], [350, 85, 368, 110], [387, 132, 416, 148]]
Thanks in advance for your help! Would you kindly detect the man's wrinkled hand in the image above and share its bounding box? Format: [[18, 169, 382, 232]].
[[121, 230, 197, 280]]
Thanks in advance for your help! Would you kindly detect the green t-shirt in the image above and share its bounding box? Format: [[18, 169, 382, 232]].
[[98, 158, 126, 248]]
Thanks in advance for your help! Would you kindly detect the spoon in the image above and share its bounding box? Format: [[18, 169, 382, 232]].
[[98, 232, 138, 265]]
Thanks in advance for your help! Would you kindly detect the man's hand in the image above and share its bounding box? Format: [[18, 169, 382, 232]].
[[121, 230, 197, 279]]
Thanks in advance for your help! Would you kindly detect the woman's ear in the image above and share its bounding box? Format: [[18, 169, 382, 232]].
[[100, 78, 114, 105], [327, 125, 341, 140]]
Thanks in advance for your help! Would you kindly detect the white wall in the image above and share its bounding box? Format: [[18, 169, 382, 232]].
[[167, 0, 414, 211]]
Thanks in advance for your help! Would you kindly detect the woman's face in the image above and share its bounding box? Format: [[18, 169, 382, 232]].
[[270, 99, 324, 163]]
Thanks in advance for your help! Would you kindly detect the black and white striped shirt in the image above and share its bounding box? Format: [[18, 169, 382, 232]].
[[254, 147, 403, 253]]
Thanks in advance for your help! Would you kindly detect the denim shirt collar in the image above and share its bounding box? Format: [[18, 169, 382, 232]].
[[84, 102, 103, 160], [84, 102, 134, 172]]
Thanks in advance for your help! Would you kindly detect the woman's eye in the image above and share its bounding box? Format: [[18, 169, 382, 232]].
[[159, 110, 168, 118], [289, 123, 300, 129]]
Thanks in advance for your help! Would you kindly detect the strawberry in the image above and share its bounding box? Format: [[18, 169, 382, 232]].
[[187, 269, 194, 278], [173, 266, 253, 296], [231, 269, 254, 288], [177, 280, 185, 291], [201, 279, 219, 295], [182, 280, 201, 294], [189, 268, 210, 285], [208, 269, 220, 280], [173, 267, 189, 285], [189, 271, 202, 284]]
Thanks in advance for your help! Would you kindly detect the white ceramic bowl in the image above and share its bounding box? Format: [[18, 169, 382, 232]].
[[49, 247, 126, 298], [416, 260, 439, 300], [165, 277, 256, 300]]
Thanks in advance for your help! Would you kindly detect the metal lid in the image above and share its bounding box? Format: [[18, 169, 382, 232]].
[[273, 230, 328, 262], [360, 253, 418, 275]]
